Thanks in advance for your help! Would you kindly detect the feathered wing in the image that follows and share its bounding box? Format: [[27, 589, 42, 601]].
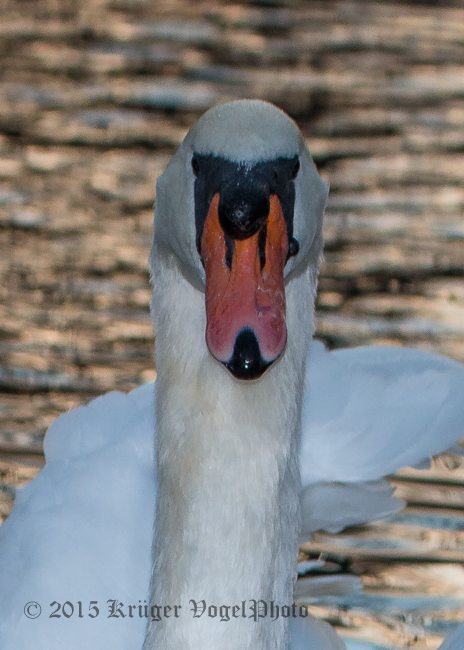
[[289, 613, 347, 650], [300, 479, 403, 536], [0, 383, 156, 650], [300, 341, 464, 533], [2, 343, 464, 647], [437, 621, 464, 650]]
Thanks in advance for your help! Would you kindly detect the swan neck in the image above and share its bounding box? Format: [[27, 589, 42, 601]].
[[145, 253, 316, 650]]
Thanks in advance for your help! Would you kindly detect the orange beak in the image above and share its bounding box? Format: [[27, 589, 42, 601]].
[[201, 192, 289, 379]]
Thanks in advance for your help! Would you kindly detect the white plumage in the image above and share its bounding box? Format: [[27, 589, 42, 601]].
[[0, 100, 463, 650], [1, 342, 464, 649]]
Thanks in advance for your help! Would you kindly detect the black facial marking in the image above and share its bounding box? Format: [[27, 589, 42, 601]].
[[194, 154, 299, 261]]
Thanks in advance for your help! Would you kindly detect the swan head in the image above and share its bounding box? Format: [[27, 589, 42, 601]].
[[152, 100, 328, 380]]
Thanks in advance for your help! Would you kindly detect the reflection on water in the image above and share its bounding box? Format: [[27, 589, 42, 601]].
[[315, 594, 464, 613], [344, 639, 399, 650], [388, 512, 464, 532]]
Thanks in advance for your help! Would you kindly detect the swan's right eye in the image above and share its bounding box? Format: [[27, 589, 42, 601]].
[[191, 157, 200, 176], [290, 159, 300, 180]]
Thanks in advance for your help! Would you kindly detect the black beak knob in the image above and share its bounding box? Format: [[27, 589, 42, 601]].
[[218, 189, 269, 240]]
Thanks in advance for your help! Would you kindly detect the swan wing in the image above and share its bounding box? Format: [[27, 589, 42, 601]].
[[301, 341, 464, 485], [0, 383, 156, 650], [289, 614, 347, 650], [437, 622, 464, 650], [300, 479, 403, 535]]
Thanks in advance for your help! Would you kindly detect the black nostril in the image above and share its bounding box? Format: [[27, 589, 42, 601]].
[[224, 233, 234, 270], [258, 225, 267, 270], [224, 329, 272, 380]]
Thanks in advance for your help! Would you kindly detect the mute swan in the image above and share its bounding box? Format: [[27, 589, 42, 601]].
[[1, 100, 464, 650]]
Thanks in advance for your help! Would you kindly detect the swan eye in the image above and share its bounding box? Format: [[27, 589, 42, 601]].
[[191, 156, 200, 176], [291, 159, 300, 180], [288, 237, 299, 260]]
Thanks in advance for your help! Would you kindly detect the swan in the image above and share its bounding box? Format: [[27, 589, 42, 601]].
[[1, 100, 464, 650]]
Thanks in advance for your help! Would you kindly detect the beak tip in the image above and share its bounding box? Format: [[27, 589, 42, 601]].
[[223, 328, 274, 381]]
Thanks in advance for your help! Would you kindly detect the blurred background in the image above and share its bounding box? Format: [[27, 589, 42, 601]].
[[0, 0, 464, 647]]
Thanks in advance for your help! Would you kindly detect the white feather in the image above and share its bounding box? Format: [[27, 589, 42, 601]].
[[436, 621, 464, 650], [1, 100, 463, 650], [1, 341, 464, 648], [302, 341, 464, 485]]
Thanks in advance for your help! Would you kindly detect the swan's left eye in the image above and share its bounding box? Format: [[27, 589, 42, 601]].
[[291, 159, 300, 180], [191, 156, 200, 176], [288, 237, 299, 259]]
